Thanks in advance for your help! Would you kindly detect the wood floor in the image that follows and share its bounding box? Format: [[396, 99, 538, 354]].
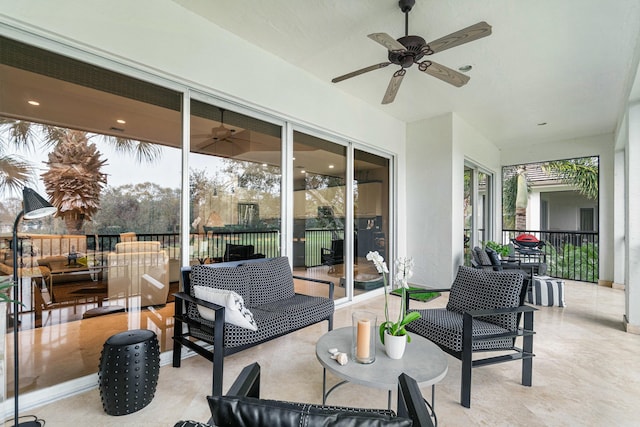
[[4, 279, 640, 426]]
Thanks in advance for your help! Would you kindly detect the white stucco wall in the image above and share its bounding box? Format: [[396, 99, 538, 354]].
[[406, 113, 500, 287], [625, 102, 640, 330], [406, 114, 454, 286]]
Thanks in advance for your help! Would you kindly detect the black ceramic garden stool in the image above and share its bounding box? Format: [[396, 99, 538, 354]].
[[98, 329, 160, 416]]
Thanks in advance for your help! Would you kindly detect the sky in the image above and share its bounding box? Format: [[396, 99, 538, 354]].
[[5, 136, 228, 198]]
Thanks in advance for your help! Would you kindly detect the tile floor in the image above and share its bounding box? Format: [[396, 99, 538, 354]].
[[9, 280, 640, 426]]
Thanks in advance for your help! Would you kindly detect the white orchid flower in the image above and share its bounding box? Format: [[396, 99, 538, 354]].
[[367, 253, 421, 343], [366, 251, 389, 274]]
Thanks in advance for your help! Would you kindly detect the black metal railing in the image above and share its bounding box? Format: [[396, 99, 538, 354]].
[[304, 229, 343, 267], [88, 230, 280, 265], [501, 229, 598, 283]]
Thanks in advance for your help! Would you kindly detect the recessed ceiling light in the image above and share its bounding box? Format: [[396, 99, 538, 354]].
[[27, 100, 40, 106], [116, 119, 126, 124], [292, 157, 296, 161], [458, 65, 473, 72], [537, 122, 547, 126], [301, 170, 306, 174], [328, 164, 334, 169]]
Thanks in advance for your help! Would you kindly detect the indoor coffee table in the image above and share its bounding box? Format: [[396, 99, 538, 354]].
[[316, 326, 448, 409]]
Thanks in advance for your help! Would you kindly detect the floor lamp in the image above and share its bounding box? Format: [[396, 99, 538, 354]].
[[11, 188, 56, 427]]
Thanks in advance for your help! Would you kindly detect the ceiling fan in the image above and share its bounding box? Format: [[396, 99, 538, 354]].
[[331, 0, 492, 104], [192, 108, 249, 150]]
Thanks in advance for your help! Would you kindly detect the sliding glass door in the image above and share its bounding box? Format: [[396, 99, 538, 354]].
[[188, 99, 282, 266], [464, 163, 493, 261], [353, 149, 390, 294], [291, 131, 346, 299]]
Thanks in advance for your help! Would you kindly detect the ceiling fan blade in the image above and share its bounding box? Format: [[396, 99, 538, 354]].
[[228, 129, 251, 142], [368, 33, 406, 52], [418, 60, 470, 87], [198, 137, 217, 150], [382, 69, 406, 104], [191, 133, 213, 138], [332, 62, 391, 83], [425, 21, 492, 54]]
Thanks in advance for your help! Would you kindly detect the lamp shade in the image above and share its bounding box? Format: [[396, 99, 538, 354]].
[[22, 187, 56, 220]]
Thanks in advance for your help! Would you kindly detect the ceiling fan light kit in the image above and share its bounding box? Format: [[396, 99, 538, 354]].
[[331, 0, 491, 104]]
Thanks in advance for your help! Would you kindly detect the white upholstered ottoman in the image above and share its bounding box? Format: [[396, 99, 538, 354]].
[[527, 275, 566, 307]]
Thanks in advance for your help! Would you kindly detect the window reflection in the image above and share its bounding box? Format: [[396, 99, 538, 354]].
[[189, 100, 282, 265], [354, 149, 390, 293], [291, 131, 347, 298]]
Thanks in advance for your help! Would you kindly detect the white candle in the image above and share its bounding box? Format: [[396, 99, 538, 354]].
[[356, 319, 370, 360]]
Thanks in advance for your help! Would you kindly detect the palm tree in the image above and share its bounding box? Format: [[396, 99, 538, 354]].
[[503, 157, 598, 230], [0, 154, 33, 195], [515, 166, 529, 230], [0, 118, 161, 233], [41, 130, 107, 233], [542, 158, 598, 200]]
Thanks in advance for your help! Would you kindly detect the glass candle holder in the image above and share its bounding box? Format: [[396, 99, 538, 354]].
[[352, 311, 376, 364]]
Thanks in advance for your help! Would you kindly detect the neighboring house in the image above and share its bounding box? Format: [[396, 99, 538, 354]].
[[522, 163, 598, 232]]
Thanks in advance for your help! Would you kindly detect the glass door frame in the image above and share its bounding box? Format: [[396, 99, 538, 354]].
[[465, 160, 494, 249], [287, 125, 395, 303]]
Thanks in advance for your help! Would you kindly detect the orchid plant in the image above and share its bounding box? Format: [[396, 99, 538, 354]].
[[366, 251, 421, 344]]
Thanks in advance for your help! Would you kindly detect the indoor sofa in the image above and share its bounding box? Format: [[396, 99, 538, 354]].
[[172, 256, 335, 396]]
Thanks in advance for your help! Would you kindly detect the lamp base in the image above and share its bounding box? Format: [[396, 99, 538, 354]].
[[17, 420, 43, 427]]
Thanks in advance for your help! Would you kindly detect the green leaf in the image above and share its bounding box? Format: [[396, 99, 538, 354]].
[[379, 321, 392, 344]]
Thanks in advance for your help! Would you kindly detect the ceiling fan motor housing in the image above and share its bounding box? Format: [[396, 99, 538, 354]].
[[388, 35, 426, 67], [399, 0, 415, 13]]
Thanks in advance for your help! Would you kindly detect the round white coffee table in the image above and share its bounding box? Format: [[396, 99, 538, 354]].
[[316, 326, 448, 409]]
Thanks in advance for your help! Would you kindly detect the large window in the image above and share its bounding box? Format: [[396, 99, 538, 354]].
[[0, 35, 396, 399], [1, 36, 182, 392]]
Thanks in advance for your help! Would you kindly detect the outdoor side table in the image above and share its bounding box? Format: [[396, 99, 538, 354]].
[[316, 326, 448, 410], [98, 329, 160, 415]]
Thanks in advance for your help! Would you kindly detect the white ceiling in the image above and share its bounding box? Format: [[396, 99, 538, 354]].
[[173, 0, 640, 149]]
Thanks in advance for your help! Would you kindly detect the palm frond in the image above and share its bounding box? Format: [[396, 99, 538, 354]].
[[0, 154, 35, 195], [0, 119, 42, 151], [109, 137, 161, 164]]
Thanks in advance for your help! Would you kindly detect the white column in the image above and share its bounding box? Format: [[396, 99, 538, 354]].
[[613, 149, 625, 289], [625, 102, 640, 333]]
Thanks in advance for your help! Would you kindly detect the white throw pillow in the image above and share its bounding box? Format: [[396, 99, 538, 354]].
[[193, 285, 258, 331]]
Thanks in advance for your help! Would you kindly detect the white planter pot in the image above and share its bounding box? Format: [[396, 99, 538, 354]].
[[384, 331, 407, 359]]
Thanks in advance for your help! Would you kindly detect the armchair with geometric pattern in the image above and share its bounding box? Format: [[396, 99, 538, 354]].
[[406, 266, 536, 408]]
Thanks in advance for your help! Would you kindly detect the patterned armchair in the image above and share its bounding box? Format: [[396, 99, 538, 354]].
[[406, 266, 536, 408]]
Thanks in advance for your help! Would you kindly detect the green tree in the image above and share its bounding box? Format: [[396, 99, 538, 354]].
[[90, 183, 180, 234], [543, 158, 598, 200]]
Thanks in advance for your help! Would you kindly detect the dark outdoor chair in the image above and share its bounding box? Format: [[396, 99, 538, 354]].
[[470, 246, 523, 273], [321, 239, 344, 270], [406, 266, 536, 408], [212, 243, 265, 263], [174, 362, 435, 427]]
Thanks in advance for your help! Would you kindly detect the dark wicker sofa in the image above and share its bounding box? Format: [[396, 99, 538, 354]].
[[172, 257, 335, 395]]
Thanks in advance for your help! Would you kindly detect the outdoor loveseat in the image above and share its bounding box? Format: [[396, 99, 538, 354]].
[[172, 256, 335, 395]]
